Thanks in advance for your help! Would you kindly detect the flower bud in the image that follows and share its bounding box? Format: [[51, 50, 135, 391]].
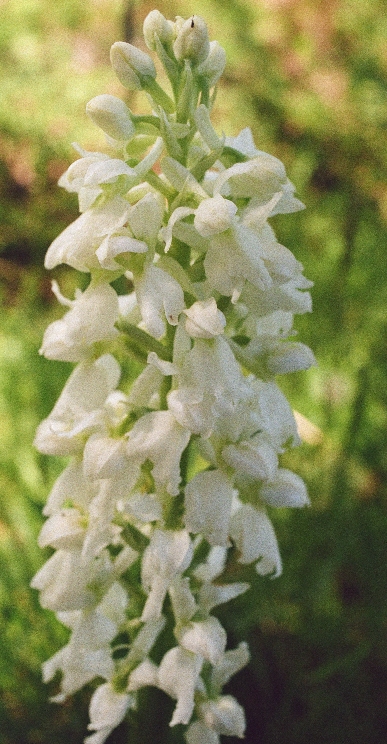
[[173, 15, 210, 65], [197, 41, 226, 86], [86, 94, 135, 141], [194, 194, 237, 237], [110, 41, 156, 90], [143, 10, 174, 50]]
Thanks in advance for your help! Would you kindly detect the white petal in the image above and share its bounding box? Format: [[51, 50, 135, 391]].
[[50, 279, 74, 307], [163, 206, 195, 252], [134, 136, 164, 179], [168, 336, 248, 436], [58, 153, 108, 193], [38, 509, 85, 550], [34, 355, 121, 456], [266, 342, 317, 375], [193, 546, 227, 582], [213, 153, 286, 200], [199, 695, 246, 738], [126, 411, 190, 496], [194, 194, 237, 238], [242, 277, 312, 317], [98, 581, 128, 626], [255, 380, 300, 449], [198, 581, 249, 615], [84, 158, 136, 186], [158, 647, 202, 726], [173, 15, 210, 64], [42, 647, 65, 683], [204, 227, 271, 300], [185, 469, 234, 546], [177, 616, 227, 665], [161, 157, 207, 198], [72, 609, 117, 648], [127, 659, 159, 691], [169, 577, 197, 624], [143, 11, 174, 50], [45, 198, 130, 272], [224, 128, 259, 157], [123, 493, 162, 523], [31, 550, 95, 611], [84, 730, 112, 744], [222, 440, 278, 481], [45, 645, 114, 701], [229, 504, 282, 577], [186, 722, 219, 744], [43, 460, 96, 516], [135, 265, 185, 339], [128, 193, 164, 246], [88, 683, 131, 731], [40, 283, 119, 362], [141, 530, 192, 620], [83, 434, 128, 480], [96, 234, 148, 271], [260, 468, 309, 508], [125, 617, 166, 668], [147, 351, 178, 376], [127, 364, 164, 409], [211, 642, 250, 692], [184, 298, 226, 339]]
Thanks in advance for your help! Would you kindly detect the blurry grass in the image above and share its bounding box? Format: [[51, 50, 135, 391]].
[[0, 273, 72, 742]]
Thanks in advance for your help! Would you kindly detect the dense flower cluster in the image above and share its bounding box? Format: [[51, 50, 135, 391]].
[[32, 11, 315, 743]]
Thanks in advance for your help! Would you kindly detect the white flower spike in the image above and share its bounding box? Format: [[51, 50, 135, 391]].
[[33, 9, 314, 743]]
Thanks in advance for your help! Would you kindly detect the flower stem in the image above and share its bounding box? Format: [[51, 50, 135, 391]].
[[117, 320, 172, 362]]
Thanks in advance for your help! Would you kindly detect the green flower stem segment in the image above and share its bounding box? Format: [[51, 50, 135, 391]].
[[144, 169, 176, 199], [117, 320, 173, 362], [145, 77, 176, 113], [131, 114, 161, 130], [32, 10, 315, 744]]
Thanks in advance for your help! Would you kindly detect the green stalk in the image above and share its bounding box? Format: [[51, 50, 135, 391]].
[[145, 78, 175, 113], [117, 321, 172, 362], [144, 170, 176, 199]]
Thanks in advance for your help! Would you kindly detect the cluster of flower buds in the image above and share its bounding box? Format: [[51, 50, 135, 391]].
[[32, 11, 315, 744]]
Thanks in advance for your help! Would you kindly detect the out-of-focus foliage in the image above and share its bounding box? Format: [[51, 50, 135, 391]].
[[1, 1, 387, 743], [0, 0, 124, 268]]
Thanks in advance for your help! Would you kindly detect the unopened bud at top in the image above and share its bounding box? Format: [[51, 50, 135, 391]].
[[86, 95, 135, 141], [143, 10, 174, 50], [110, 41, 156, 90], [197, 41, 226, 87], [173, 15, 210, 65]]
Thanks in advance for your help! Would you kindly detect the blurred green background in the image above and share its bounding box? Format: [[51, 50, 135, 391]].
[[1, 0, 387, 742]]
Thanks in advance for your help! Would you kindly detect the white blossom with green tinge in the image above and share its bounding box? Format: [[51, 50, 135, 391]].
[[32, 10, 315, 744]]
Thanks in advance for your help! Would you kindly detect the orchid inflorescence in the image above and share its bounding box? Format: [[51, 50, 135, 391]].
[[32, 11, 315, 743]]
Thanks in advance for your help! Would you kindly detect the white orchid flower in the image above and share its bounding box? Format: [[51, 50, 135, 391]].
[[40, 281, 119, 362], [141, 529, 193, 621], [34, 12, 314, 743]]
